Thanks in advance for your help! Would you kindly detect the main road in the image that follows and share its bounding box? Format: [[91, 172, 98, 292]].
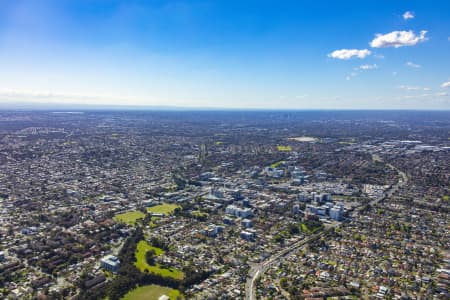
[[245, 229, 329, 300], [245, 156, 407, 300]]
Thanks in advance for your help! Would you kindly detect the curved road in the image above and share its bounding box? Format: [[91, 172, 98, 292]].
[[245, 156, 407, 300]]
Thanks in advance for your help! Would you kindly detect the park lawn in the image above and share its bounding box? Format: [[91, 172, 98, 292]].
[[147, 203, 181, 215], [113, 211, 145, 225], [300, 221, 323, 234], [300, 223, 311, 233], [149, 221, 158, 228], [338, 141, 355, 145], [149, 216, 161, 228], [276, 145, 292, 152], [134, 241, 184, 280], [192, 211, 208, 217], [270, 160, 285, 168], [121, 285, 182, 300], [323, 260, 337, 267]]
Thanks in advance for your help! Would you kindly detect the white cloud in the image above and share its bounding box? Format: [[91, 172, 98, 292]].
[[0, 89, 60, 98], [346, 71, 359, 80], [405, 61, 421, 68], [403, 11, 415, 20], [0, 88, 131, 104], [328, 49, 371, 60], [370, 30, 428, 48], [358, 64, 378, 70], [319, 96, 341, 101], [397, 92, 448, 100], [399, 85, 430, 91], [347, 64, 379, 80], [399, 85, 418, 91], [441, 81, 450, 88]]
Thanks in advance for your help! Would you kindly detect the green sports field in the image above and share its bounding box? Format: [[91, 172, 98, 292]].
[[113, 210, 145, 225], [121, 284, 182, 300], [146, 203, 180, 215]]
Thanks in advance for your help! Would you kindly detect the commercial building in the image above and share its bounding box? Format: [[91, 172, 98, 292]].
[[329, 205, 344, 221], [225, 205, 252, 218], [240, 230, 255, 241], [241, 219, 253, 228], [100, 255, 120, 273]]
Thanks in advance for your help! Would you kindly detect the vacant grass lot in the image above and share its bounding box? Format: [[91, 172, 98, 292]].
[[270, 160, 285, 168], [300, 222, 322, 234], [121, 284, 182, 300], [113, 211, 145, 225], [147, 203, 180, 215], [192, 211, 208, 217], [276, 145, 292, 152], [300, 223, 309, 233], [134, 240, 184, 280]]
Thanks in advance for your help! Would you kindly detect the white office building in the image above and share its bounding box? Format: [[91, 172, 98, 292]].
[[225, 205, 252, 218], [330, 205, 344, 221], [100, 255, 120, 273]]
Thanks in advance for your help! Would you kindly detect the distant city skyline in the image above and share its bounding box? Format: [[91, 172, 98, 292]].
[[0, 0, 449, 109]]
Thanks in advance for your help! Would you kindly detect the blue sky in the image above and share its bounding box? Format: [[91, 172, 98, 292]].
[[0, 0, 449, 109]]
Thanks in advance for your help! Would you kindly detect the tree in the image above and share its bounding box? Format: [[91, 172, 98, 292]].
[[274, 234, 284, 244], [288, 223, 300, 235], [280, 277, 289, 289], [146, 249, 156, 266]]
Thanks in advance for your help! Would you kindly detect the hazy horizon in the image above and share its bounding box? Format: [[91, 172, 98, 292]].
[[2, 101, 450, 112]]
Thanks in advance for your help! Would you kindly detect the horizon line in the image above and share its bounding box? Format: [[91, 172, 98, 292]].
[[0, 101, 450, 112]]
